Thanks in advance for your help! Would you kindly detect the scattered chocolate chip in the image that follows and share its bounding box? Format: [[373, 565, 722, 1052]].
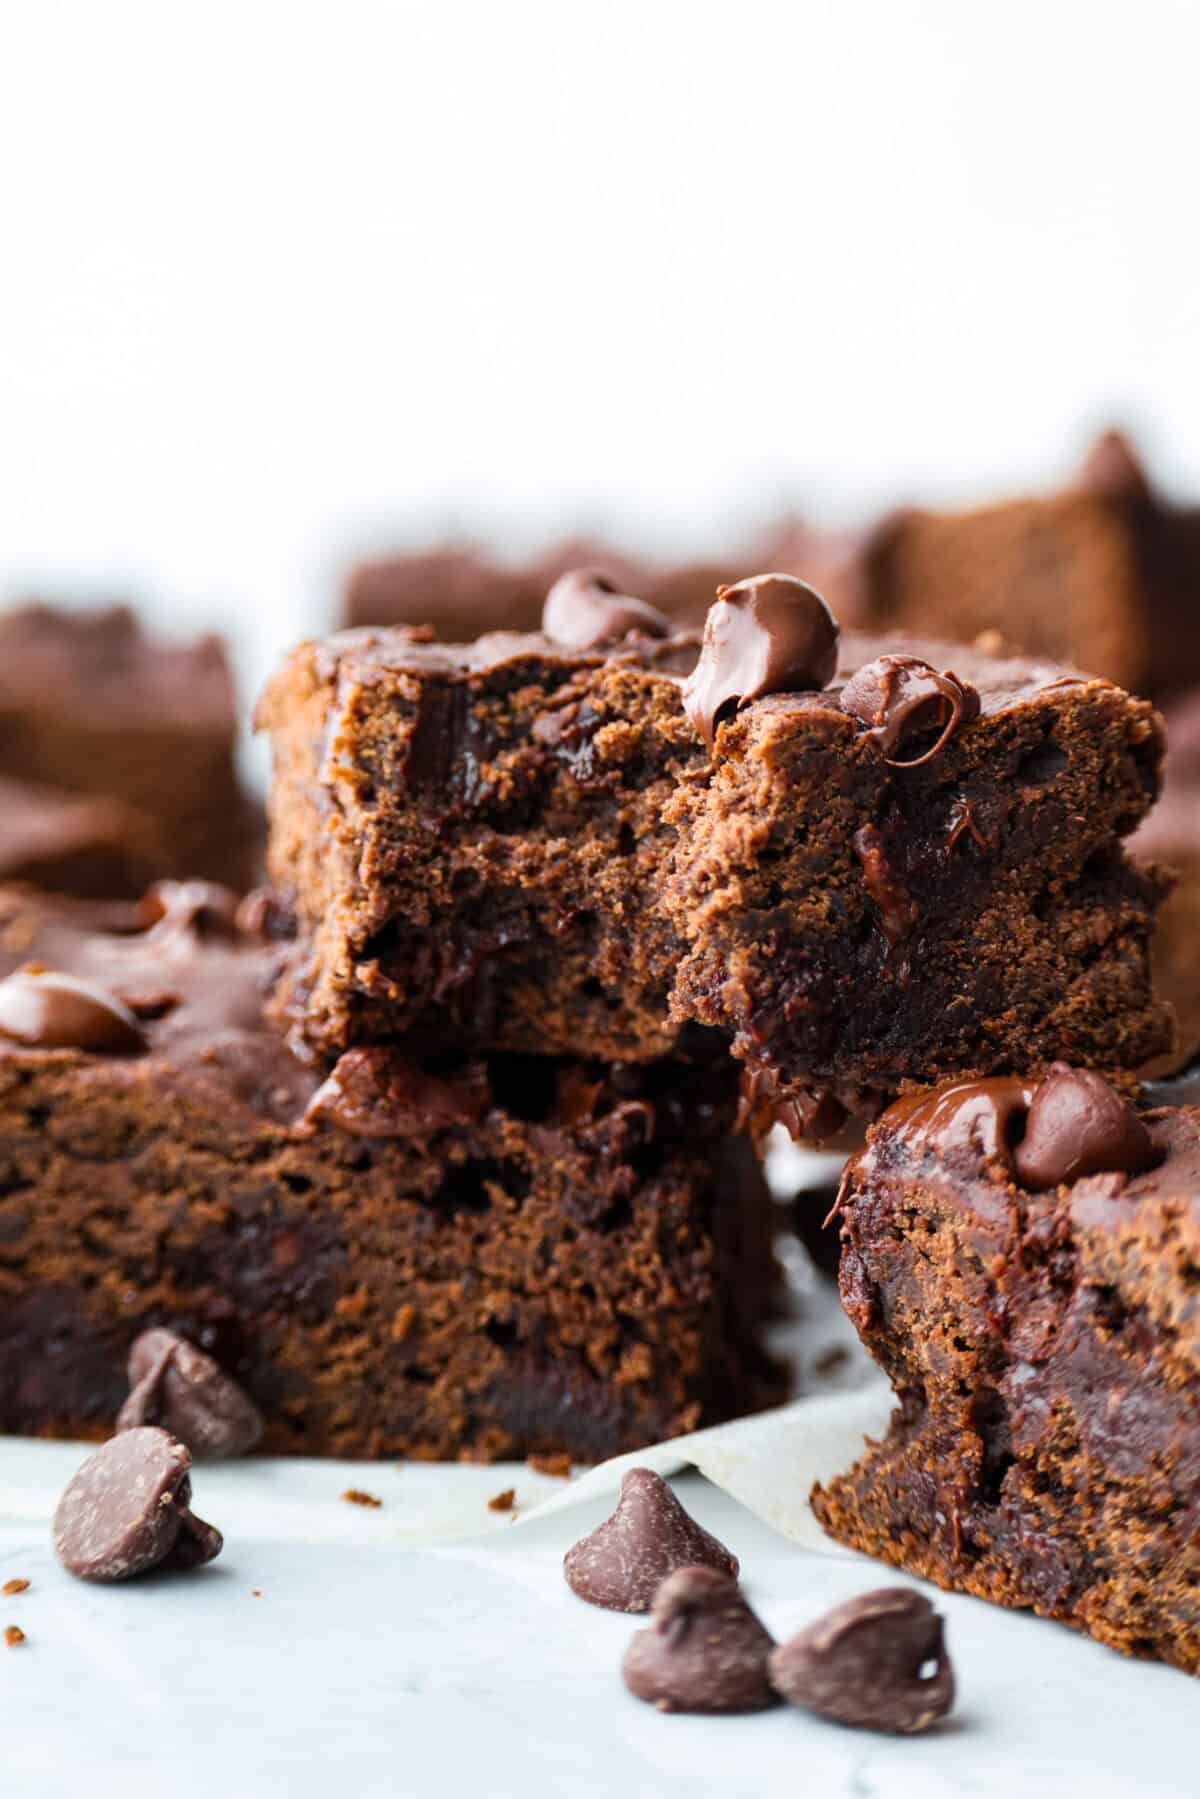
[[529, 1451, 572, 1480], [0, 968, 146, 1054], [564, 1468, 739, 1612], [5, 1625, 26, 1648], [488, 1488, 516, 1513], [769, 1587, 954, 1734], [53, 1428, 223, 1582], [1, 1579, 29, 1596], [622, 1567, 777, 1713], [342, 1488, 383, 1508], [116, 1328, 264, 1459], [1013, 1064, 1160, 1191], [543, 568, 673, 651], [682, 573, 840, 747], [840, 655, 980, 767]]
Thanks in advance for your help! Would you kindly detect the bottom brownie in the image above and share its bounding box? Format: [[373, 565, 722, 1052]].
[[0, 884, 783, 1461], [812, 1068, 1200, 1674]]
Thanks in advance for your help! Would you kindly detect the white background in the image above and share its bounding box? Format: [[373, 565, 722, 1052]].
[[1, 0, 1198, 733]]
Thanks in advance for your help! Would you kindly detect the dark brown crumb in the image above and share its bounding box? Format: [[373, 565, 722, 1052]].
[[812, 1344, 850, 1378], [1, 1579, 29, 1597], [342, 1487, 383, 1508], [4, 1625, 26, 1648], [528, 1452, 572, 1479], [488, 1487, 516, 1513]]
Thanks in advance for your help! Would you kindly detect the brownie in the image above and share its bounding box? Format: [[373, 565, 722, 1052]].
[[343, 537, 768, 638], [1132, 692, 1200, 1066], [854, 431, 1200, 699], [811, 1066, 1200, 1673], [0, 883, 781, 1461], [0, 603, 261, 891], [0, 776, 163, 898], [261, 574, 1171, 1139]]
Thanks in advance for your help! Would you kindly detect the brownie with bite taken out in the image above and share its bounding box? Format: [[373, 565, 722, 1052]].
[[261, 570, 1171, 1140]]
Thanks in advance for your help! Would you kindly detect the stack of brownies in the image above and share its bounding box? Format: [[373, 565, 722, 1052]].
[[3, 535, 1199, 1671]]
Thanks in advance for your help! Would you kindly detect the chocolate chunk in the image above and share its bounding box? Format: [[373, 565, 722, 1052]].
[[622, 1567, 777, 1713], [769, 1587, 954, 1734], [563, 1467, 739, 1612], [854, 824, 918, 946], [0, 968, 146, 1053], [53, 1427, 223, 1581], [1013, 1063, 1160, 1191], [140, 879, 241, 938], [304, 1048, 491, 1140], [116, 1328, 264, 1459], [682, 573, 840, 747], [542, 568, 673, 651], [840, 655, 980, 767]]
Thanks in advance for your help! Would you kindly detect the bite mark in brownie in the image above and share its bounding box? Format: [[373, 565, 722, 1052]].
[[260, 581, 1171, 1137]]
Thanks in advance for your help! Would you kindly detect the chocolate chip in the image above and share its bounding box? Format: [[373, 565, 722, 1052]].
[[769, 1587, 954, 1734], [304, 1048, 491, 1140], [0, 969, 146, 1054], [681, 573, 840, 748], [116, 1328, 264, 1459], [622, 1567, 777, 1713], [542, 568, 673, 651], [141, 880, 241, 939], [53, 1427, 224, 1582], [888, 1075, 1036, 1167], [564, 1468, 739, 1612], [1013, 1064, 1160, 1191], [840, 655, 980, 767]]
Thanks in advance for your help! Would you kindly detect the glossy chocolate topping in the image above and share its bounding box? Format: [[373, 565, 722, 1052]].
[[1013, 1063, 1160, 1190], [681, 573, 840, 746], [839, 654, 981, 766], [0, 969, 146, 1053], [304, 1047, 491, 1139], [880, 1065, 1159, 1191], [542, 567, 673, 650]]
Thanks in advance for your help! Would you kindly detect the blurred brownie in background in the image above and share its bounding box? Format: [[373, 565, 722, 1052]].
[[341, 531, 828, 638], [1133, 691, 1200, 1065], [0, 604, 261, 894], [851, 431, 1200, 698], [0, 775, 163, 898]]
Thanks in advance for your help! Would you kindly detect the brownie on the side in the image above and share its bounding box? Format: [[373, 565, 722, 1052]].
[[0, 603, 261, 892], [1132, 691, 1200, 1067], [261, 573, 1171, 1138], [0, 884, 781, 1461], [811, 1066, 1200, 1674], [855, 430, 1200, 700]]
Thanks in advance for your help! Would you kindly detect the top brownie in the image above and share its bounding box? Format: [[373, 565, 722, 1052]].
[[0, 603, 261, 891], [260, 572, 1172, 1136]]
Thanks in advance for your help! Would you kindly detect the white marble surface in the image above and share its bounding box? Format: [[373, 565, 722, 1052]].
[[3, 1415, 1198, 1797]]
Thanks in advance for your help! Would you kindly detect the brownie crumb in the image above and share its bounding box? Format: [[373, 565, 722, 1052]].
[[4, 1625, 26, 1648], [342, 1488, 383, 1508], [488, 1488, 516, 1513], [528, 1452, 572, 1479], [252, 1589, 263, 1597], [812, 1345, 850, 1378], [1, 1579, 30, 1597]]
